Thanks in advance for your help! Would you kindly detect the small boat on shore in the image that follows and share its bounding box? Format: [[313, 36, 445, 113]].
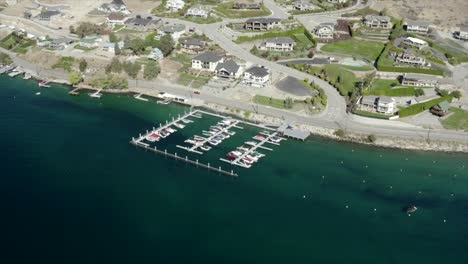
[[38, 80, 51, 88]]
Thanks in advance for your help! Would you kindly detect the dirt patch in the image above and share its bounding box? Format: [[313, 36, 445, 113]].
[[373, 0, 468, 29], [158, 58, 182, 83]]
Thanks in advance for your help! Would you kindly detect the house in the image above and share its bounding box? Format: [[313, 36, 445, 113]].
[[327, 0, 348, 3], [454, 26, 468, 41], [430, 101, 451, 116], [102, 41, 124, 53], [244, 18, 281, 31], [37, 10, 61, 21], [402, 37, 428, 49], [98, 0, 129, 14], [48, 37, 74, 50], [404, 19, 431, 34], [147, 48, 164, 61], [313, 23, 335, 39], [159, 24, 186, 41], [125, 16, 160, 31], [364, 15, 392, 29], [360, 95, 378, 109], [294, 0, 313, 11], [181, 38, 205, 51], [259, 37, 296, 51], [78, 35, 102, 49], [166, 0, 185, 11], [401, 73, 438, 87], [215, 60, 241, 79], [242, 66, 270, 87], [186, 7, 210, 18], [377, 96, 396, 114], [395, 50, 426, 67], [106, 13, 129, 26], [191, 51, 224, 72], [232, 0, 261, 9]]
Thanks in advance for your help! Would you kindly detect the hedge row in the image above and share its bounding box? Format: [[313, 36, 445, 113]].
[[353, 110, 391, 120], [236, 27, 312, 43], [376, 64, 444, 76], [398, 96, 452, 117]]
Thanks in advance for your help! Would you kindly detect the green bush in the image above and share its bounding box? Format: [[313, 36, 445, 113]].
[[398, 96, 452, 117]]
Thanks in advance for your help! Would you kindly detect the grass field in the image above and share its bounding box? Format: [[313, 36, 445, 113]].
[[177, 73, 210, 89], [321, 39, 385, 61], [441, 107, 468, 131], [52, 56, 75, 72], [0, 33, 36, 54], [214, 2, 271, 18], [253, 95, 289, 109], [364, 79, 423, 97]]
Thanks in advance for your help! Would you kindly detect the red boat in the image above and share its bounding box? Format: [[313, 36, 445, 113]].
[[226, 153, 237, 160], [150, 133, 160, 139], [253, 135, 265, 140]]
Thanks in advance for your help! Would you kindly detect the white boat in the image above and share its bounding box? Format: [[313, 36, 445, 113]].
[[208, 139, 220, 146], [225, 130, 235, 136], [23, 73, 32, 80], [35, 92, 41, 95], [185, 139, 196, 144], [202, 130, 215, 136], [181, 119, 193, 124], [200, 145, 211, 151], [231, 150, 243, 157], [192, 113, 202, 118], [246, 154, 259, 162], [237, 146, 249, 152], [89, 91, 102, 98], [194, 135, 206, 141], [157, 99, 172, 105], [237, 160, 252, 168], [245, 141, 257, 146], [166, 127, 176, 133], [173, 123, 185, 129], [221, 132, 230, 138], [269, 136, 283, 143]]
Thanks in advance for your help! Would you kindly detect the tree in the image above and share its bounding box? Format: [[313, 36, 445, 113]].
[[0, 52, 13, 65], [334, 129, 345, 137], [143, 61, 161, 80], [367, 134, 377, 143], [107, 57, 122, 73], [126, 38, 146, 55], [79, 59, 88, 72], [90, 73, 128, 89], [157, 34, 175, 56], [75, 22, 105, 38], [450, 90, 462, 99], [69, 71, 83, 85], [284, 97, 294, 109], [414, 88, 424, 97], [307, 50, 314, 58], [69, 25, 75, 34], [114, 43, 121, 55], [123, 61, 141, 78], [109, 33, 119, 43]]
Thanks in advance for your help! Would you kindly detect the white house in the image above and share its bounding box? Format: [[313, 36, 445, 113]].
[[259, 37, 295, 51], [158, 24, 186, 41], [215, 60, 242, 79], [404, 19, 431, 34], [364, 15, 392, 29], [327, 0, 348, 3], [102, 41, 124, 53], [191, 51, 224, 72], [401, 73, 438, 87], [166, 0, 185, 11], [294, 0, 313, 11], [313, 23, 335, 39], [242, 66, 270, 87], [376, 96, 396, 114], [106, 13, 129, 26], [454, 26, 468, 41], [402, 37, 428, 49], [186, 7, 209, 18], [148, 48, 164, 61], [395, 50, 426, 67], [98, 0, 130, 14], [78, 35, 102, 49]]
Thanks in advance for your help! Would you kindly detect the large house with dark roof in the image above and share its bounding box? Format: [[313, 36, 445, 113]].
[[125, 16, 160, 31], [454, 26, 468, 41], [364, 15, 392, 29], [37, 10, 61, 21], [158, 24, 186, 41], [191, 51, 224, 72], [242, 66, 270, 87], [181, 38, 205, 52], [404, 19, 431, 34], [98, 0, 129, 14], [244, 18, 281, 31], [107, 13, 129, 26], [215, 60, 242, 79], [259, 37, 295, 51]]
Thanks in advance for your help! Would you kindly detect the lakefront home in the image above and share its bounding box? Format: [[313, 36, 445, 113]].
[[49, 37, 74, 50], [401, 73, 438, 87], [294, 0, 313, 11], [360, 96, 395, 114], [37, 10, 61, 21], [454, 26, 468, 41], [125, 16, 160, 31], [402, 37, 428, 50], [242, 66, 270, 87], [395, 50, 426, 67], [166, 0, 185, 11], [191, 51, 224, 72], [106, 13, 129, 26], [404, 19, 431, 34], [327, 0, 348, 3], [259, 37, 296, 52], [215, 60, 242, 79], [313, 23, 335, 39], [181, 38, 205, 52], [158, 24, 186, 41], [244, 18, 281, 31], [186, 7, 210, 18], [232, 0, 262, 9], [364, 15, 392, 29], [102, 41, 125, 53], [98, 0, 129, 14]]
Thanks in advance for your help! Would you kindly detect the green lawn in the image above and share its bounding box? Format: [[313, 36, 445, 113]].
[[321, 39, 385, 61], [214, 2, 271, 18], [74, 45, 96, 51], [177, 73, 210, 89], [353, 110, 392, 119], [253, 95, 289, 109], [399, 96, 452, 118], [364, 79, 422, 97], [441, 107, 468, 131], [52, 56, 75, 72], [428, 41, 468, 65], [0, 33, 36, 53]]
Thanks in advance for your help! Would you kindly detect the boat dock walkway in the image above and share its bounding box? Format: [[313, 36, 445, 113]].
[[134, 111, 197, 144], [220, 132, 283, 168], [130, 140, 238, 177]]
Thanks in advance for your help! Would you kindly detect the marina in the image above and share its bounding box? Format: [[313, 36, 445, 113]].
[[129, 109, 301, 176]]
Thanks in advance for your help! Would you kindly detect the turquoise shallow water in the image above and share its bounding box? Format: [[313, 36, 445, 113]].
[[1, 75, 467, 263]]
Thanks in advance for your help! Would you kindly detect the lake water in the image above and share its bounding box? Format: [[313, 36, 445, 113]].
[[1, 75, 467, 263]]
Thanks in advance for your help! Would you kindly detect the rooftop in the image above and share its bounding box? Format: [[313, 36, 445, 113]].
[[193, 51, 223, 62], [215, 60, 240, 73], [246, 66, 269, 77], [263, 36, 295, 44], [405, 37, 427, 45], [245, 18, 281, 24], [437, 101, 451, 112], [403, 73, 439, 81], [378, 96, 395, 104], [365, 15, 391, 22], [405, 19, 431, 27]]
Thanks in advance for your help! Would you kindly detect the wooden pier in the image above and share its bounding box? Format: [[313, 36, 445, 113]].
[[130, 140, 238, 177], [69, 87, 81, 95]]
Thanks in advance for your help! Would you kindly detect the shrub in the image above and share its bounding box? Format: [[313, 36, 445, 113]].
[[367, 134, 377, 143], [334, 129, 345, 137]]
